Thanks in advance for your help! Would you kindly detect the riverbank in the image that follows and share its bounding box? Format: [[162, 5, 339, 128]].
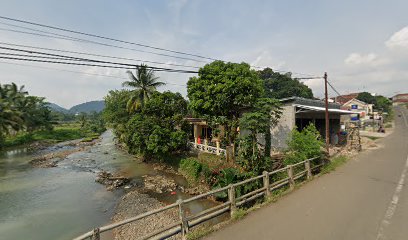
[[2, 123, 101, 149], [23, 130, 221, 240]]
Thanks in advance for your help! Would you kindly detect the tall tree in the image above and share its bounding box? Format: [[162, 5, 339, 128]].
[[0, 83, 54, 146], [357, 92, 376, 104], [187, 61, 264, 144], [123, 64, 165, 112], [259, 68, 314, 99]]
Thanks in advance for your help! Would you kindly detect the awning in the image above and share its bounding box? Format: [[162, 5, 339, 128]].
[[294, 104, 355, 114]]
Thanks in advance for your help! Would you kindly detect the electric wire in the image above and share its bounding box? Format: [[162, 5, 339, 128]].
[[0, 60, 187, 86], [0, 46, 199, 73], [0, 27, 208, 63], [0, 41, 201, 69], [0, 56, 198, 73], [0, 15, 218, 61], [0, 17, 322, 77]]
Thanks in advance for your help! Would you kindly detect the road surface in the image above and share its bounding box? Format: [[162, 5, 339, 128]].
[[206, 106, 408, 240]]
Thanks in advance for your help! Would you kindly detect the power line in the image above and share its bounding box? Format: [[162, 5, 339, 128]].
[[0, 17, 322, 77], [0, 42, 201, 69], [0, 60, 187, 87], [0, 16, 217, 61], [0, 27, 208, 63], [0, 56, 198, 73], [0, 46, 199, 73], [327, 79, 349, 102], [0, 61, 188, 87]]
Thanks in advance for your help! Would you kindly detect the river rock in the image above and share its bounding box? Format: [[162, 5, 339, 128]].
[[143, 175, 178, 193], [96, 171, 130, 190]]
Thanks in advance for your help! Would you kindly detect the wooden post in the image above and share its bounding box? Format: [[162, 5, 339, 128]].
[[92, 228, 100, 240], [263, 171, 270, 198], [228, 184, 236, 217], [305, 160, 312, 179], [216, 141, 221, 155], [287, 165, 295, 190], [177, 199, 188, 239], [226, 146, 234, 163]]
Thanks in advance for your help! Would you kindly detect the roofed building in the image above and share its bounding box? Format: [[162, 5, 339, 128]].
[[270, 97, 354, 150], [392, 93, 408, 106]]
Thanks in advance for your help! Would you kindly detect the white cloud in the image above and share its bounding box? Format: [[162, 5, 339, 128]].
[[250, 51, 286, 70], [386, 26, 408, 49], [344, 53, 379, 65]]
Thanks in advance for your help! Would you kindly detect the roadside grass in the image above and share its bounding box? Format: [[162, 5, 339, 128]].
[[4, 123, 100, 147], [321, 155, 348, 174], [365, 136, 381, 141], [384, 123, 393, 128], [186, 155, 349, 239]]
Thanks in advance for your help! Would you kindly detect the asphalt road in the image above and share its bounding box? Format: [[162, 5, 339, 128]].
[[206, 106, 408, 240]]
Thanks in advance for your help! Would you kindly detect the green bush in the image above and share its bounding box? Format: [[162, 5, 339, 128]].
[[179, 158, 204, 181], [285, 123, 323, 165]]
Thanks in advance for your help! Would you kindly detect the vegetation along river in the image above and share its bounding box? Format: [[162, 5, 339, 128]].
[[0, 130, 219, 240]]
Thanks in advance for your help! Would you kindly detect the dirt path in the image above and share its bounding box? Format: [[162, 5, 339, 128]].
[[206, 106, 408, 240]]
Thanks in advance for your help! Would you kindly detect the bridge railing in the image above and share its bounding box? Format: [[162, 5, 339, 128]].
[[73, 157, 322, 240]]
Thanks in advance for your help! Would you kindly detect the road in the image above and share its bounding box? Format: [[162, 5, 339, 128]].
[[206, 106, 408, 240]]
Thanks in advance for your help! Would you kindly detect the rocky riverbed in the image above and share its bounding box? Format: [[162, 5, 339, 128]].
[[113, 191, 181, 240], [24, 130, 219, 239]]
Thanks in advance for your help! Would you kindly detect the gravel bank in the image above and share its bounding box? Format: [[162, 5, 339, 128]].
[[113, 191, 181, 240]]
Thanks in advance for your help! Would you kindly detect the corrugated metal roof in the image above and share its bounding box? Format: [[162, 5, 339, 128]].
[[280, 96, 341, 109], [294, 104, 355, 114]]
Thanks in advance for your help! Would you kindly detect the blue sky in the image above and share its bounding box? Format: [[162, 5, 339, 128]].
[[1, 0, 408, 108]]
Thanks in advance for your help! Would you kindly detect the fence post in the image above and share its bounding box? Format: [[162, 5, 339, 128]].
[[228, 184, 236, 217], [177, 199, 188, 240], [305, 160, 312, 179], [216, 141, 221, 155], [263, 171, 270, 198], [204, 139, 208, 152], [287, 165, 295, 190], [92, 228, 100, 240]]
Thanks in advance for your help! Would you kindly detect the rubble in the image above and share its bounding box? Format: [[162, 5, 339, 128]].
[[143, 175, 178, 193], [95, 171, 130, 191]]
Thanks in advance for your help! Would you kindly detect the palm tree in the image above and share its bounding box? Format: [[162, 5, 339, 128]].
[[0, 84, 24, 142], [123, 64, 165, 112]]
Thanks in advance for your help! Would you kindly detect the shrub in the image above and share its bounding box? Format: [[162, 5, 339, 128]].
[[179, 158, 204, 182], [285, 123, 323, 165]]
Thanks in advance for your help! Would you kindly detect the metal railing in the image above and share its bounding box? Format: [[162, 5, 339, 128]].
[[74, 157, 322, 240]]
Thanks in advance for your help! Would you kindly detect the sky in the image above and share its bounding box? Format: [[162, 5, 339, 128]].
[[1, 0, 408, 108]]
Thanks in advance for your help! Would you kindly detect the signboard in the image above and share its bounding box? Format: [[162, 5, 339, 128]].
[[351, 104, 358, 109], [351, 114, 359, 121]]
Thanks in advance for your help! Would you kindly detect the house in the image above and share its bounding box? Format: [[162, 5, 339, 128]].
[[270, 97, 355, 150], [184, 117, 226, 156], [392, 93, 408, 106], [332, 93, 360, 105], [340, 98, 373, 122]]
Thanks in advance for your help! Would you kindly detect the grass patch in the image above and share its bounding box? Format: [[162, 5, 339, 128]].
[[365, 136, 381, 141], [321, 155, 348, 174], [187, 227, 215, 240], [232, 208, 247, 220], [3, 123, 101, 148]]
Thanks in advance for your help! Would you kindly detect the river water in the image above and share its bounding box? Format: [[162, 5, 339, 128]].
[[0, 131, 220, 240]]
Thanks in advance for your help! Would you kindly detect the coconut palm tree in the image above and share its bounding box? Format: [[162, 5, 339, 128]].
[[0, 83, 24, 142], [123, 64, 165, 112]]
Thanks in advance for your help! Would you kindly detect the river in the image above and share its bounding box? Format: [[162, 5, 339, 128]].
[[0, 131, 220, 240]]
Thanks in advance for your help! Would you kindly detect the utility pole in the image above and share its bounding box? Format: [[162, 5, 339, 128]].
[[324, 72, 330, 154]]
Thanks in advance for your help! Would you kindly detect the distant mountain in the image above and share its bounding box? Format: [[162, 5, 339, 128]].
[[46, 102, 69, 113], [69, 100, 105, 113]]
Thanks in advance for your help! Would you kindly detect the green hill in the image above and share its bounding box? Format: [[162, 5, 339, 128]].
[[69, 100, 105, 113]]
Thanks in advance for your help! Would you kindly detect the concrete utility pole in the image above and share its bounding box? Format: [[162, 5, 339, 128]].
[[324, 72, 330, 153]]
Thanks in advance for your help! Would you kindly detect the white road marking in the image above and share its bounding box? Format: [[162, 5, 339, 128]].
[[376, 109, 408, 240]]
